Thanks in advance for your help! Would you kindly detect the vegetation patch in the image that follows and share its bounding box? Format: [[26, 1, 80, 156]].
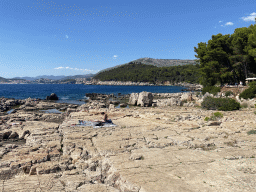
[[247, 130, 256, 135], [204, 112, 223, 121], [239, 86, 256, 100], [225, 91, 233, 97], [202, 86, 221, 95], [94, 63, 200, 84], [202, 96, 240, 111], [241, 103, 249, 108]]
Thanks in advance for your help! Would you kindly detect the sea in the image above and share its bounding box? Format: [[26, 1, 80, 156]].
[[0, 84, 186, 105]]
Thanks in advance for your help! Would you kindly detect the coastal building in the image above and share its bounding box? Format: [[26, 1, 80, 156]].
[[245, 77, 256, 85]]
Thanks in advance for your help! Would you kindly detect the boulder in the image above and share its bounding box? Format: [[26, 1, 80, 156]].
[[137, 92, 153, 107], [119, 103, 127, 108], [109, 104, 115, 110], [128, 93, 139, 106], [46, 93, 58, 100]]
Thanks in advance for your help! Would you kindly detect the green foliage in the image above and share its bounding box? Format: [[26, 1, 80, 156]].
[[213, 112, 223, 118], [239, 86, 256, 99], [94, 63, 200, 84], [202, 96, 240, 111], [204, 117, 210, 121], [249, 81, 256, 87], [195, 25, 256, 87], [225, 91, 233, 97], [204, 112, 223, 121], [247, 130, 256, 135], [202, 86, 221, 95]]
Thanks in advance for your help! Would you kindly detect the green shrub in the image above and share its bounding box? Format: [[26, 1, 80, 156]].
[[249, 81, 256, 87], [247, 130, 256, 135], [204, 112, 223, 121], [204, 117, 210, 121], [225, 91, 233, 97], [239, 86, 256, 99], [202, 86, 221, 95], [201, 96, 240, 111], [213, 112, 223, 118]]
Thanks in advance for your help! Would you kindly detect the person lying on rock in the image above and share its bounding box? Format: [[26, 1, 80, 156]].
[[101, 112, 108, 122]]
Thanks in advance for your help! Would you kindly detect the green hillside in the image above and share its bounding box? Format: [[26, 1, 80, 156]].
[[94, 63, 200, 84], [99, 57, 197, 73]]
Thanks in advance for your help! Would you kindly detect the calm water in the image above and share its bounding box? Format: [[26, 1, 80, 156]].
[[0, 84, 186, 103]]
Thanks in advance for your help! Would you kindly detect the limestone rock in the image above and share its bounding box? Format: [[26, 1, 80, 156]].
[[128, 93, 139, 105], [137, 92, 153, 107]]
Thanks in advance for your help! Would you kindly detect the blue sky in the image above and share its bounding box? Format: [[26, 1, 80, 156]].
[[0, 0, 256, 78]]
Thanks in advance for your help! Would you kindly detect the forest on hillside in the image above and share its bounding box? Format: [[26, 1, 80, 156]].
[[94, 63, 200, 84]]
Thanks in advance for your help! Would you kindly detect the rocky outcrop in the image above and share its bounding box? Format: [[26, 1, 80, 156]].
[[128, 92, 153, 107], [128, 93, 139, 106], [1, 96, 256, 191], [46, 93, 58, 100], [137, 92, 153, 107]]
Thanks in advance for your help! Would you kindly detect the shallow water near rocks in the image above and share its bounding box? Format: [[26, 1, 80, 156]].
[[40, 109, 62, 114]]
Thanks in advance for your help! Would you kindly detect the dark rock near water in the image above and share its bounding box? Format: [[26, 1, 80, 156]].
[[46, 93, 58, 100]]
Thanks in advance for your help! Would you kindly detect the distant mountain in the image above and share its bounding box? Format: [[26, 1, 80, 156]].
[[12, 74, 95, 81], [60, 74, 95, 80], [12, 77, 36, 81], [12, 75, 66, 81], [0, 77, 8, 82], [98, 57, 197, 73], [131, 57, 196, 67]]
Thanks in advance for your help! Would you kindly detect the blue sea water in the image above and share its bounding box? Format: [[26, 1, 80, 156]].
[[0, 84, 186, 104]]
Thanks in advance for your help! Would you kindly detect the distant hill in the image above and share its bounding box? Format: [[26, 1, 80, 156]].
[[94, 63, 200, 84], [60, 74, 95, 80], [12, 75, 66, 81], [12, 74, 95, 81], [0, 77, 8, 82], [98, 57, 197, 73]]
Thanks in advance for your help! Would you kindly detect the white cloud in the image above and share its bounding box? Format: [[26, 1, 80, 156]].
[[219, 21, 222, 23], [113, 55, 118, 59], [241, 12, 256, 22], [65, 35, 69, 39], [54, 67, 64, 69], [225, 22, 234, 26]]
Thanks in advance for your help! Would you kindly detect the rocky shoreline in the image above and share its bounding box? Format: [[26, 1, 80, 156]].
[[0, 92, 255, 191], [90, 81, 202, 91]]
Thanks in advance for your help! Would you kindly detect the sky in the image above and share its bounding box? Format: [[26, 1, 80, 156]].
[[0, 0, 256, 78]]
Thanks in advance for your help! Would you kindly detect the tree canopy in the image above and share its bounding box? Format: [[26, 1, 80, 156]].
[[94, 63, 200, 84], [195, 24, 256, 86]]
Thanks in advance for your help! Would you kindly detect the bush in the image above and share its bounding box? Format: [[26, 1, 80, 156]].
[[204, 117, 210, 121], [202, 86, 221, 95], [201, 96, 240, 111], [239, 86, 256, 99], [247, 130, 256, 135], [225, 91, 233, 97], [239, 82, 256, 99], [249, 81, 256, 87], [204, 112, 223, 121], [213, 112, 223, 118]]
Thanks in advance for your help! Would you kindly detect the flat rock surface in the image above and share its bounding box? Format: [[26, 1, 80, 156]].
[[0, 106, 255, 191]]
